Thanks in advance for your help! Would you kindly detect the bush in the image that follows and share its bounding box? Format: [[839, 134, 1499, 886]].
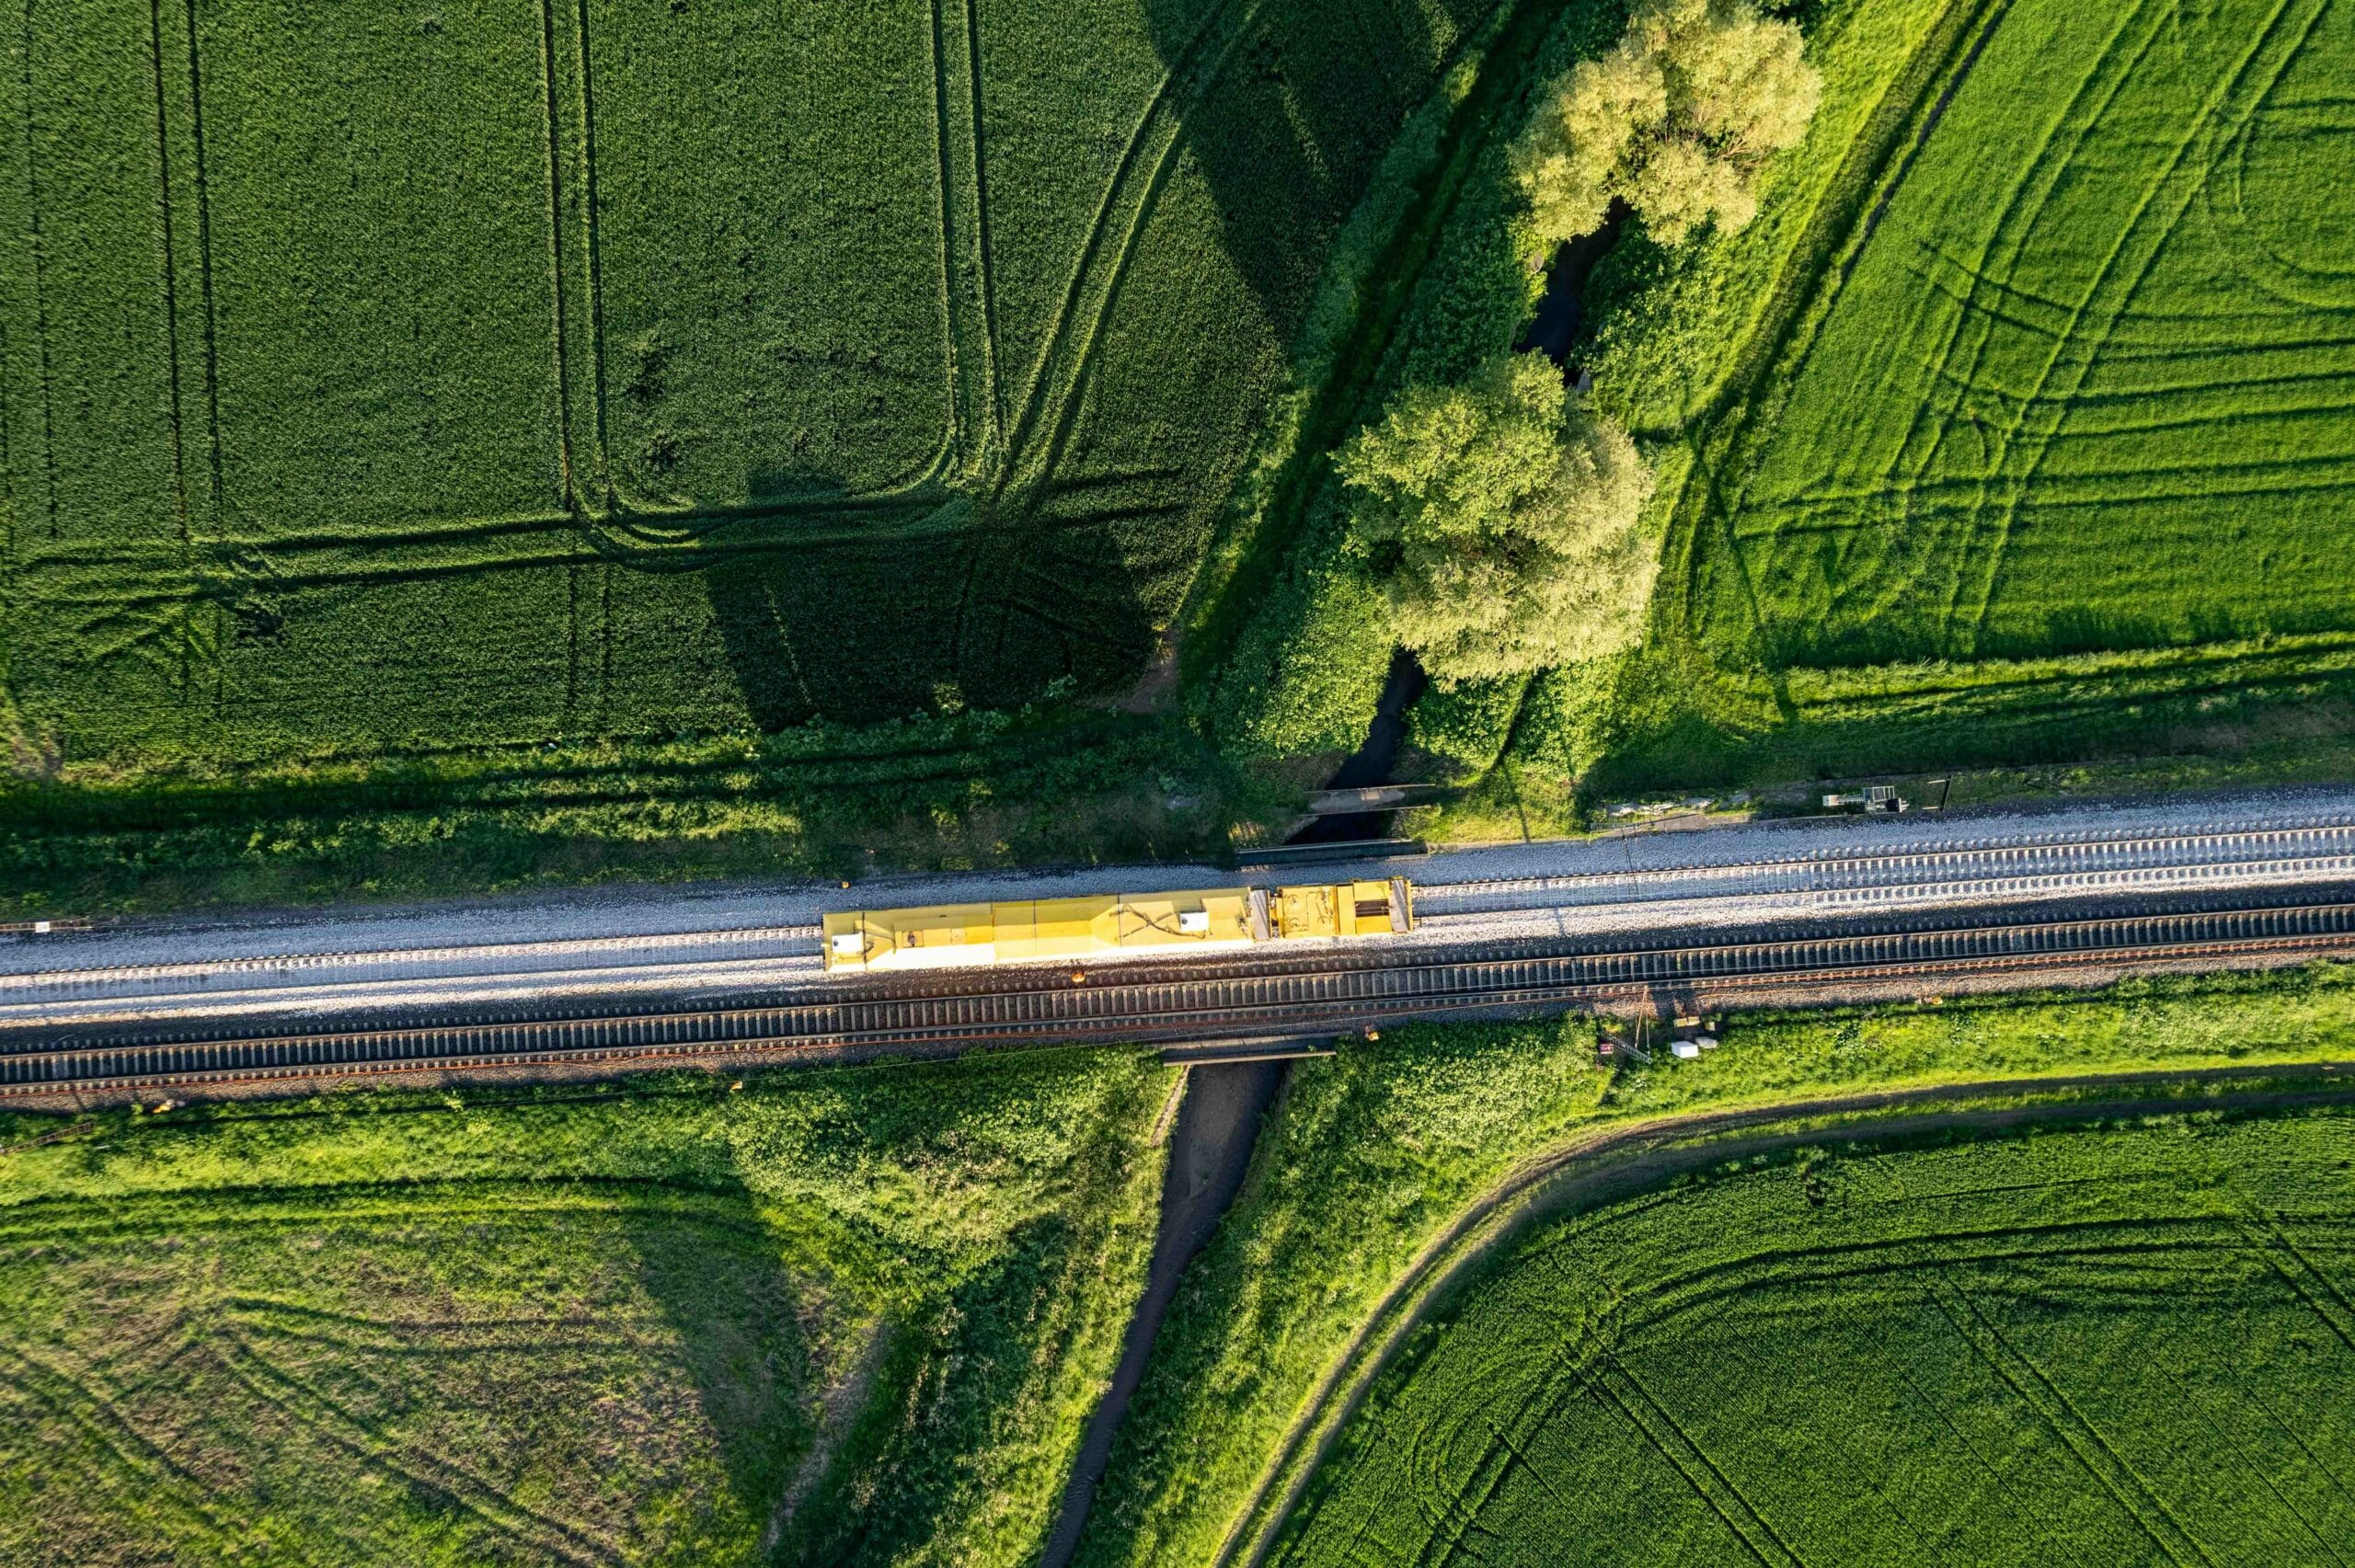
[[1337, 354, 1656, 682], [1514, 0, 1821, 249]]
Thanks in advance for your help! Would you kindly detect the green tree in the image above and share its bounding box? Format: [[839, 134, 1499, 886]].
[[1338, 355, 1656, 682], [1512, 0, 1821, 249]]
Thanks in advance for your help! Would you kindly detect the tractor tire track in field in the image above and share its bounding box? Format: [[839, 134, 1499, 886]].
[[568, 0, 615, 514], [1591, 1356, 1801, 1568], [959, 0, 1004, 442], [174, 0, 223, 546], [1890, 1363, 2094, 1567], [1655, 0, 1998, 648], [534, 0, 583, 511], [210, 1331, 624, 1568], [993, 0, 1266, 491], [1926, 1274, 2214, 1564], [138, 0, 194, 709], [1218, 1066, 2355, 1568], [565, 0, 964, 533], [2142, 1345, 2352, 1567], [928, 0, 1002, 475], [1896, 0, 2172, 639], [959, 0, 1271, 675], [13, 0, 60, 541], [2242, 1215, 2355, 1354], [0, 1336, 243, 1556], [1948, 0, 2326, 647], [139, 0, 190, 556]]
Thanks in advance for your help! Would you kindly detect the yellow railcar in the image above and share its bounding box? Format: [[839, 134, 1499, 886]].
[[821, 878, 1414, 973]]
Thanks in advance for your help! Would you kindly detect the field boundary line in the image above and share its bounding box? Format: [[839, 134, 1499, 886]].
[[1214, 1069, 2355, 1568]]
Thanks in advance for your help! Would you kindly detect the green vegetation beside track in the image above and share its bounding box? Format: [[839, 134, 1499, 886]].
[[1078, 962, 2355, 1568], [0, 1049, 1172, 1567], [1277, 1103, 2355, 1564], [0, 704, 1292, 919]]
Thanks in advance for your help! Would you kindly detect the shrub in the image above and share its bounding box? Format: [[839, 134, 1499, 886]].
[[1337, 354, 1656, 682], [1514, 0, 1820, 249]]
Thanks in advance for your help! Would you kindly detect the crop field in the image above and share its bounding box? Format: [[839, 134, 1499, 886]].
[[1679, 0, 2355, 669], [0, 1050, 1168, 1566], [0, 0, 1495, 767], [1277, 1107, 2355, 1566]]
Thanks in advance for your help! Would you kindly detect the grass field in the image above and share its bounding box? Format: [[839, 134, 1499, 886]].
[[1684, 0, 2355, 668], [0, 1049, 1170, 1566], [1417, 0, 2355, 804], [1275, 1104, 2355, 1565], [0, 0, 1497, 768], [1080, 963, 2355, 1568]]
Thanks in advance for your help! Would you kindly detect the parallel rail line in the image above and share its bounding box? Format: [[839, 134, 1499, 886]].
[[14, 822, 2355, 1005], [10, 902, 2355, 1101]]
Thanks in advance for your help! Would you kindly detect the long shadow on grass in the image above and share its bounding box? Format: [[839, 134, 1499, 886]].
[[697, 0, 1490, 729], [701, 480, 1156, 727], [618, 1196, 819, 1553], [1138, 0, 1473, 340]]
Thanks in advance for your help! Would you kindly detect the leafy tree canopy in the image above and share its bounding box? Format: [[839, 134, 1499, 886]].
[[1338, 355, 1656, 682], [1513, 0, 1821, 248]]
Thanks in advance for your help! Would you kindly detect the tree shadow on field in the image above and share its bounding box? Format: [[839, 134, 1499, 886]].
[[1137, 0, 1479, 332], [615, 1192, 819, 1555], [698, 496, 1159, 728], [695, 0, 1500, 732]]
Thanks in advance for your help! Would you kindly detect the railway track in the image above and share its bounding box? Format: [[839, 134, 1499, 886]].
[[12, 900, 2355, 1102], [14, 821, 2355, 1013]]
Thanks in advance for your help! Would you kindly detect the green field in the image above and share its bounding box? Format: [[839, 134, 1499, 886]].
[[0, 1051, 1168, 1566], [1276, 1105, 2355, 1565], [1686, 0, 2355, 668], [1079, 965, 2355, 1568], [0, 0, 1496, 766], [1513, 0, 2355, 794]]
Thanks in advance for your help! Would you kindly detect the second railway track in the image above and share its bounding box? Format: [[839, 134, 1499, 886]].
[[14, 900, 2355, 1102]]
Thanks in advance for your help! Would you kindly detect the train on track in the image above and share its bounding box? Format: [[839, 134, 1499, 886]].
[[821, 877, 1416, 973]]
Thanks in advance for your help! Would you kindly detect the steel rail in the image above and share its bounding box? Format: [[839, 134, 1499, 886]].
[[10, 902, 2355, 1100], [1420, 822, 2355, 898], [17, 823, 2355, 1002]]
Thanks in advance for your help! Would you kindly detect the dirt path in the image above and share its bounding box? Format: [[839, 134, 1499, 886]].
[[1214, 1061, 2355, 1568], [1040, 1058, 1287, 1568]]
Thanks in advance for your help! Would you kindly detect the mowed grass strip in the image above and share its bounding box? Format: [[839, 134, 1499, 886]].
[[0, 1050, 1170, 1568], [1274, 1107, 2355, 1566], [1694, 0, 2355, 667]]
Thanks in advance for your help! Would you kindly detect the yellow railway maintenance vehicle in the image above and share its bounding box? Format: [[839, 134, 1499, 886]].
[[821, 878, 1415, 973]]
